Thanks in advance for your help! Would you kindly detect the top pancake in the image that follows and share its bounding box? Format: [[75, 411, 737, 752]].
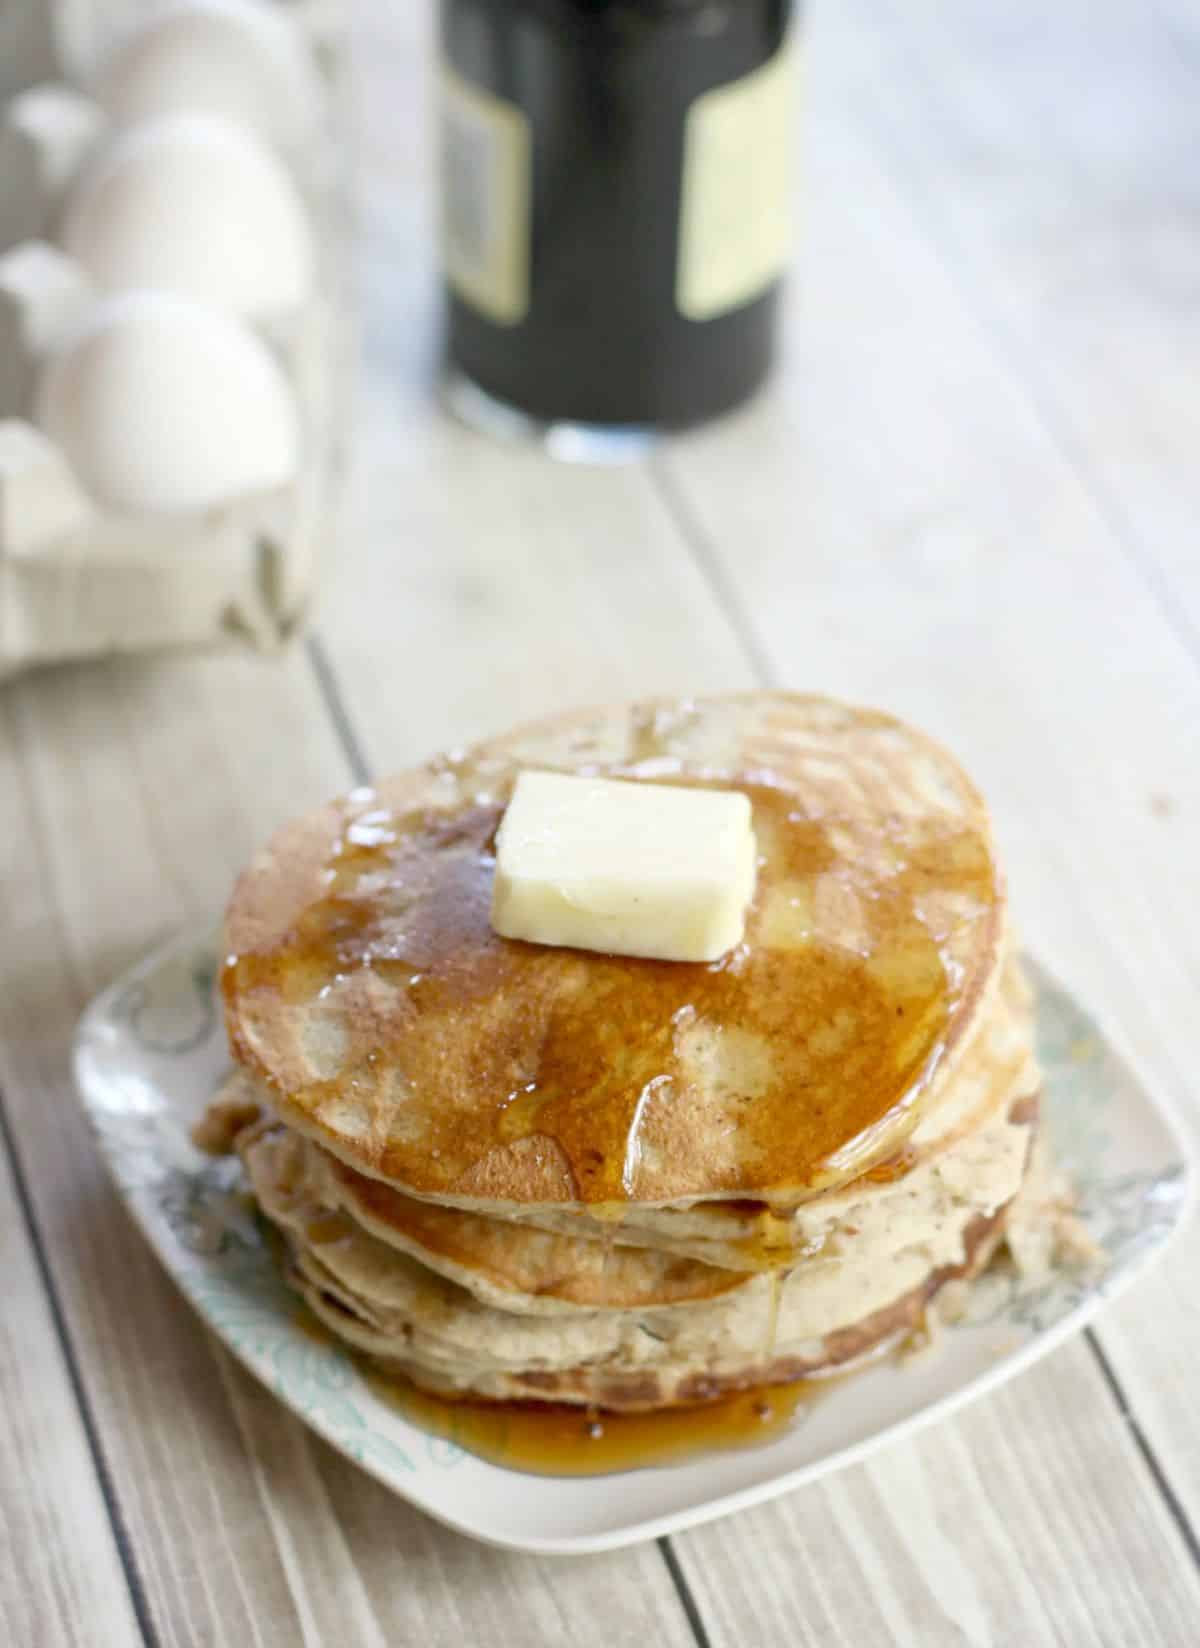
[[223, 692, 1005, 1207]]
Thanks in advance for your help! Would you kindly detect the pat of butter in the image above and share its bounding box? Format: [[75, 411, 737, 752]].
[[491, 771, 757, 962]]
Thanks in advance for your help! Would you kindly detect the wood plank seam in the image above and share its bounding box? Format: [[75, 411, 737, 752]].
[[657, 1536, 715, 1648], [0, 1082, 160, 1648], [306, 635, 371, 788], [1085, 1327, 1200, 1571], [647, 445, 1200, 1578], [649, 458, 776, 687]]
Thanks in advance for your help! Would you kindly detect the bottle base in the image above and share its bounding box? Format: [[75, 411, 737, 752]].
[[441, 371, 658, 466]]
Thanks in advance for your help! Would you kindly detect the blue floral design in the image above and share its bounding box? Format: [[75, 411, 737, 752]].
[[111, 949, 218, 1055]]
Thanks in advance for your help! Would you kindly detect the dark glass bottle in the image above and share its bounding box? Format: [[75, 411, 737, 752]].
[[439, 0, 797, 433]]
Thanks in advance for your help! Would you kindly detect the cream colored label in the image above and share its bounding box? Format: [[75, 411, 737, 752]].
[[677, 42, 795, 321], [439, 67, 531, 326]]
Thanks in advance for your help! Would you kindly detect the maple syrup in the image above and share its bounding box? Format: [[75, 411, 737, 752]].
[[224, 775, 996, 1204], [360, 1363, 822, 1477], [731, 1205, 806, 1269], [860, 1149, 920, 1186], [761, 1268, 782, 1360]]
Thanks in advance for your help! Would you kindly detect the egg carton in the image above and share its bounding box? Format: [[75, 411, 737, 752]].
[[0, 0, 348, 680]]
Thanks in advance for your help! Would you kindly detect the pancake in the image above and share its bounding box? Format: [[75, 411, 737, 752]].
[[223, 692, 1006, 1209], [222, 1028, 1033, 1315], [240, 1108, 1033, 1409], [319, 1081, 1033, 1291], [235, 1109, 748, 1315], [293, 1214, 1009, 1409], [496, 951, 1038, 1267]]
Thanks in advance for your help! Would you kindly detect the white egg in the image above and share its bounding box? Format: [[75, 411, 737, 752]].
[[96, 0, 319, 150], [60, 113, 315, 322], [36, 292, 300, 515]]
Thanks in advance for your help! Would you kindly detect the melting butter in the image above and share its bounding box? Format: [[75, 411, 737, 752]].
[[491, 770, 757, 962]]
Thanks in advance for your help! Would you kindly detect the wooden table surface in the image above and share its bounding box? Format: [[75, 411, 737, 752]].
[[5, 2, 1200, 1643]]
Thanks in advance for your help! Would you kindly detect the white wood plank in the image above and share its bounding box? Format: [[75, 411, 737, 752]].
[[0, 1136, 141, 1648], [680, 1351, 1200, 1648], [846, 0, 1200, 641], [838, 0, 1200, 1556], [307, 1413, 698, 1648], [0, 650, 696, 1646], [0, 655, 353, 1647], [323, 381, 756, 766]]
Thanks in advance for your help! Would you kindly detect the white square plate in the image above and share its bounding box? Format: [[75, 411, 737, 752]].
[[74, 929, 1194, 1554]]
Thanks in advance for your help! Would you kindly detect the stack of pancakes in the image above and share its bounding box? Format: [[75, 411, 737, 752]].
[[212, 693, 1044, 1412]]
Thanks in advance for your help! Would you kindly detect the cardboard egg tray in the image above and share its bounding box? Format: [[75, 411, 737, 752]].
[[0, 1, 346, 679]]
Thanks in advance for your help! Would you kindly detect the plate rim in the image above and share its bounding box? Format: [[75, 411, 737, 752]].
[[72, 928, 1199, 1555]]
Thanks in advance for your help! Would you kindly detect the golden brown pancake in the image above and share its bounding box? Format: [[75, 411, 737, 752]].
[[493, 951, 1038, 1267], [223, 1032, 1033, 1316], [223, 693, 1006, 1208], [239, 1106, 1034, 1411], [236, 1111, 748, 1314], [296, 1209, 1009, 1410]]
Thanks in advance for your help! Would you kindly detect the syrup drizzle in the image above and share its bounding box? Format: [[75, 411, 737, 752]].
[[225, 776, 995, 1204]]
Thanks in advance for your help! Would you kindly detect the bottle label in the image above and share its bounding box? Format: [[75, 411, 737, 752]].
[[440, 66, 531, 326], [676, 41, 796, 322]]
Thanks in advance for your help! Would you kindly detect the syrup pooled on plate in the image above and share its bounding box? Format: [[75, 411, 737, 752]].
[[360, 1364, 823, 1478], [224, 774, 997, 1203], [289, 1301, 823, 1476]]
